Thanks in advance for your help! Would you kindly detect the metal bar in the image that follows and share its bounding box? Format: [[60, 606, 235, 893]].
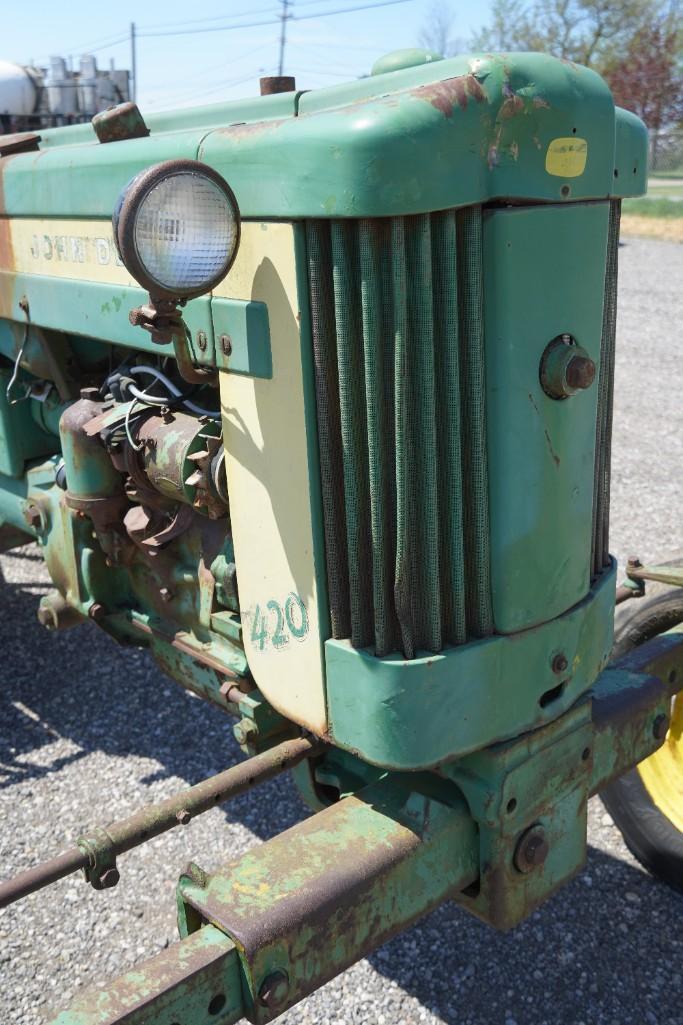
[[48, 924, 241, 1025], [0, 735, 322, 909], [626, 563, 683, 588], [0, 847, 88, 908]]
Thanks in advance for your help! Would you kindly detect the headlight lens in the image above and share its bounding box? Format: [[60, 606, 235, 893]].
[[113, 159, 240, 300]]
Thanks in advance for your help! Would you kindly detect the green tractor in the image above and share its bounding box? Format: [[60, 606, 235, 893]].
[[0, 47, 680, 1025]]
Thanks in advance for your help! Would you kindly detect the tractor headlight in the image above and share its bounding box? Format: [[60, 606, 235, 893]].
[[113, 159, 240, 301]]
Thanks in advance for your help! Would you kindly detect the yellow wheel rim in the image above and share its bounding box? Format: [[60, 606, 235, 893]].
[[639, 692, 683, 833]]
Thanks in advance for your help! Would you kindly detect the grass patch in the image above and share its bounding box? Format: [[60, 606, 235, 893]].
[[623, 197, 683, 218], [621, 215, 683, 242], [650, 169, 683, 179]]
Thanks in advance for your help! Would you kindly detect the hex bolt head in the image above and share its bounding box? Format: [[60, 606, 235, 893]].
[[233, 719, 258, 746], [258, 970, 289, 1010], [220, 334, 232, 356], [23, 503, 43, 532], [565, 354, 596, 391], [552, 652, 568, 675], [653, 714, 669, 741], [197, 331, 208, 352], [99, 867, 120, 889], [514, 826, 549, 874], [88, 602, 106, 621], [176, 809, 191, 825]]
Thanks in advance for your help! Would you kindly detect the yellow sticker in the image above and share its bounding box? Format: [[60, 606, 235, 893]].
[[545, 137, 588, 178]]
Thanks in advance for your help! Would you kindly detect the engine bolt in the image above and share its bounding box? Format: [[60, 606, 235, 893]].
[[88, 602, 106, 621], [514, 825, 549, 874], [197, 331, 207, 352], [220, 334, 232, 357]]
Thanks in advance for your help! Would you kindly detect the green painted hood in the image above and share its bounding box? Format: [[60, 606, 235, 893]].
[[0, 51, 646, 220]]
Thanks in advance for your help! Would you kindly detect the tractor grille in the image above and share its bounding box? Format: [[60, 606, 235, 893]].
[[591, 199, 621, 579], [306, 208, 493, 659]]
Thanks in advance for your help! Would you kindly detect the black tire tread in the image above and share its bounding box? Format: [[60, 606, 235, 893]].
[[601, 556, 683, 890]]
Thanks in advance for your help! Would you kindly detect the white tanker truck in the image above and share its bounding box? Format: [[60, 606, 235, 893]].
[[0, 55, 129, 133]]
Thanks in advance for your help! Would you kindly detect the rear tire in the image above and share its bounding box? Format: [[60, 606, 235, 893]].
[[601, 558, 683, 890]]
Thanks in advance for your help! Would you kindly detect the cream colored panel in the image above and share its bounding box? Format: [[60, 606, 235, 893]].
[[10, 218, 135, 285], [216, 223, 327, 735]]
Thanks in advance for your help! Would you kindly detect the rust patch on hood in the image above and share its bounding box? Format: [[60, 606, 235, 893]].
[[414, 74, 487, 118], [214, 118, 286, 141]]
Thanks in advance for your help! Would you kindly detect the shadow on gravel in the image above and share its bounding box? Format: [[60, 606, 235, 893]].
[[366, 847, 683, 1025], [4, 548, 682, 1025], [0, 548, 307, 840]]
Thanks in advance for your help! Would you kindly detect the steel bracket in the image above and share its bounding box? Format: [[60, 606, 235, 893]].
[[446, 699, 594, 931]]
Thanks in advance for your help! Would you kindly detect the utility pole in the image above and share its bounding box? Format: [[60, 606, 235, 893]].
[[277, 0, 290, 76], [130, 22, 137, 102]]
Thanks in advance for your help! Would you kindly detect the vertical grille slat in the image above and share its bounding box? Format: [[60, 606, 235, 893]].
[[309, 207, 494, 659], [432, 209, 467, 646], [406, 213, 442, 654], [457, 206, 494, 639], [359, 219, 399, 656], [331, 221, 374, 649], [306, 221, 350, 640], [591, 199, 621, 578], [391, 217, 415, 655]]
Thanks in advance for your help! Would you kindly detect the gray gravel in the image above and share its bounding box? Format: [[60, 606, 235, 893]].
[[2, 234, 682, 1025]]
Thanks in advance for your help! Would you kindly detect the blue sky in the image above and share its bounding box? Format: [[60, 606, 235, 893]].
[[4, 0, 492, 112]]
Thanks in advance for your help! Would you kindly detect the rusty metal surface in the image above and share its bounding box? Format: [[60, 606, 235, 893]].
[[48, 924, 241, 1025], [179, 778, 479, 1023], [92, 103, 150, 144], [0, 846, 87, 910], [259, 77, 296, 95], [0, 736, 322, 909], [0, 132, 40, 157], [412, 74, 486, 117]]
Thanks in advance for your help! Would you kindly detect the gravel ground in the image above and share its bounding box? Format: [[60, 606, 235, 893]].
[[2, 235, 682, 1025]]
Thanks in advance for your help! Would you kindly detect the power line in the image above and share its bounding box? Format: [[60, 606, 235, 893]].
[[139, 5, 281, 31], [138, 0, 364, 32], [144, 42, 277, 109], [84, 35, 130, 55], [137, 0, 413, 39]]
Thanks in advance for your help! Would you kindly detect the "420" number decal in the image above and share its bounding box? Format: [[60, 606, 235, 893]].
[[250, 593, 309, 651]]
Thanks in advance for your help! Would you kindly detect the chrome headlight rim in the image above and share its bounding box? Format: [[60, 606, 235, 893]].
[[113, 158, 241, 301]]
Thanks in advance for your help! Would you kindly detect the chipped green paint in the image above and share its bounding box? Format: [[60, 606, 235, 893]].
[[1, 53, 645, 220], [48, 925, 242, 1025]]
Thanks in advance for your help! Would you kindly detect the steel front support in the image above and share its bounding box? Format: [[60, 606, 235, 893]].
[[46, 632, 683, 1025], [178, 779, 479, 1024]]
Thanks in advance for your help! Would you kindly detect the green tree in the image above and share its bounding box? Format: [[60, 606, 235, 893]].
[[471, 0, 675, 72], [418, 3, 467, 56]]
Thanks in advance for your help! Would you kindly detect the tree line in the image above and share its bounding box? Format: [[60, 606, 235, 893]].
[[420, 1, 683, 148]]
